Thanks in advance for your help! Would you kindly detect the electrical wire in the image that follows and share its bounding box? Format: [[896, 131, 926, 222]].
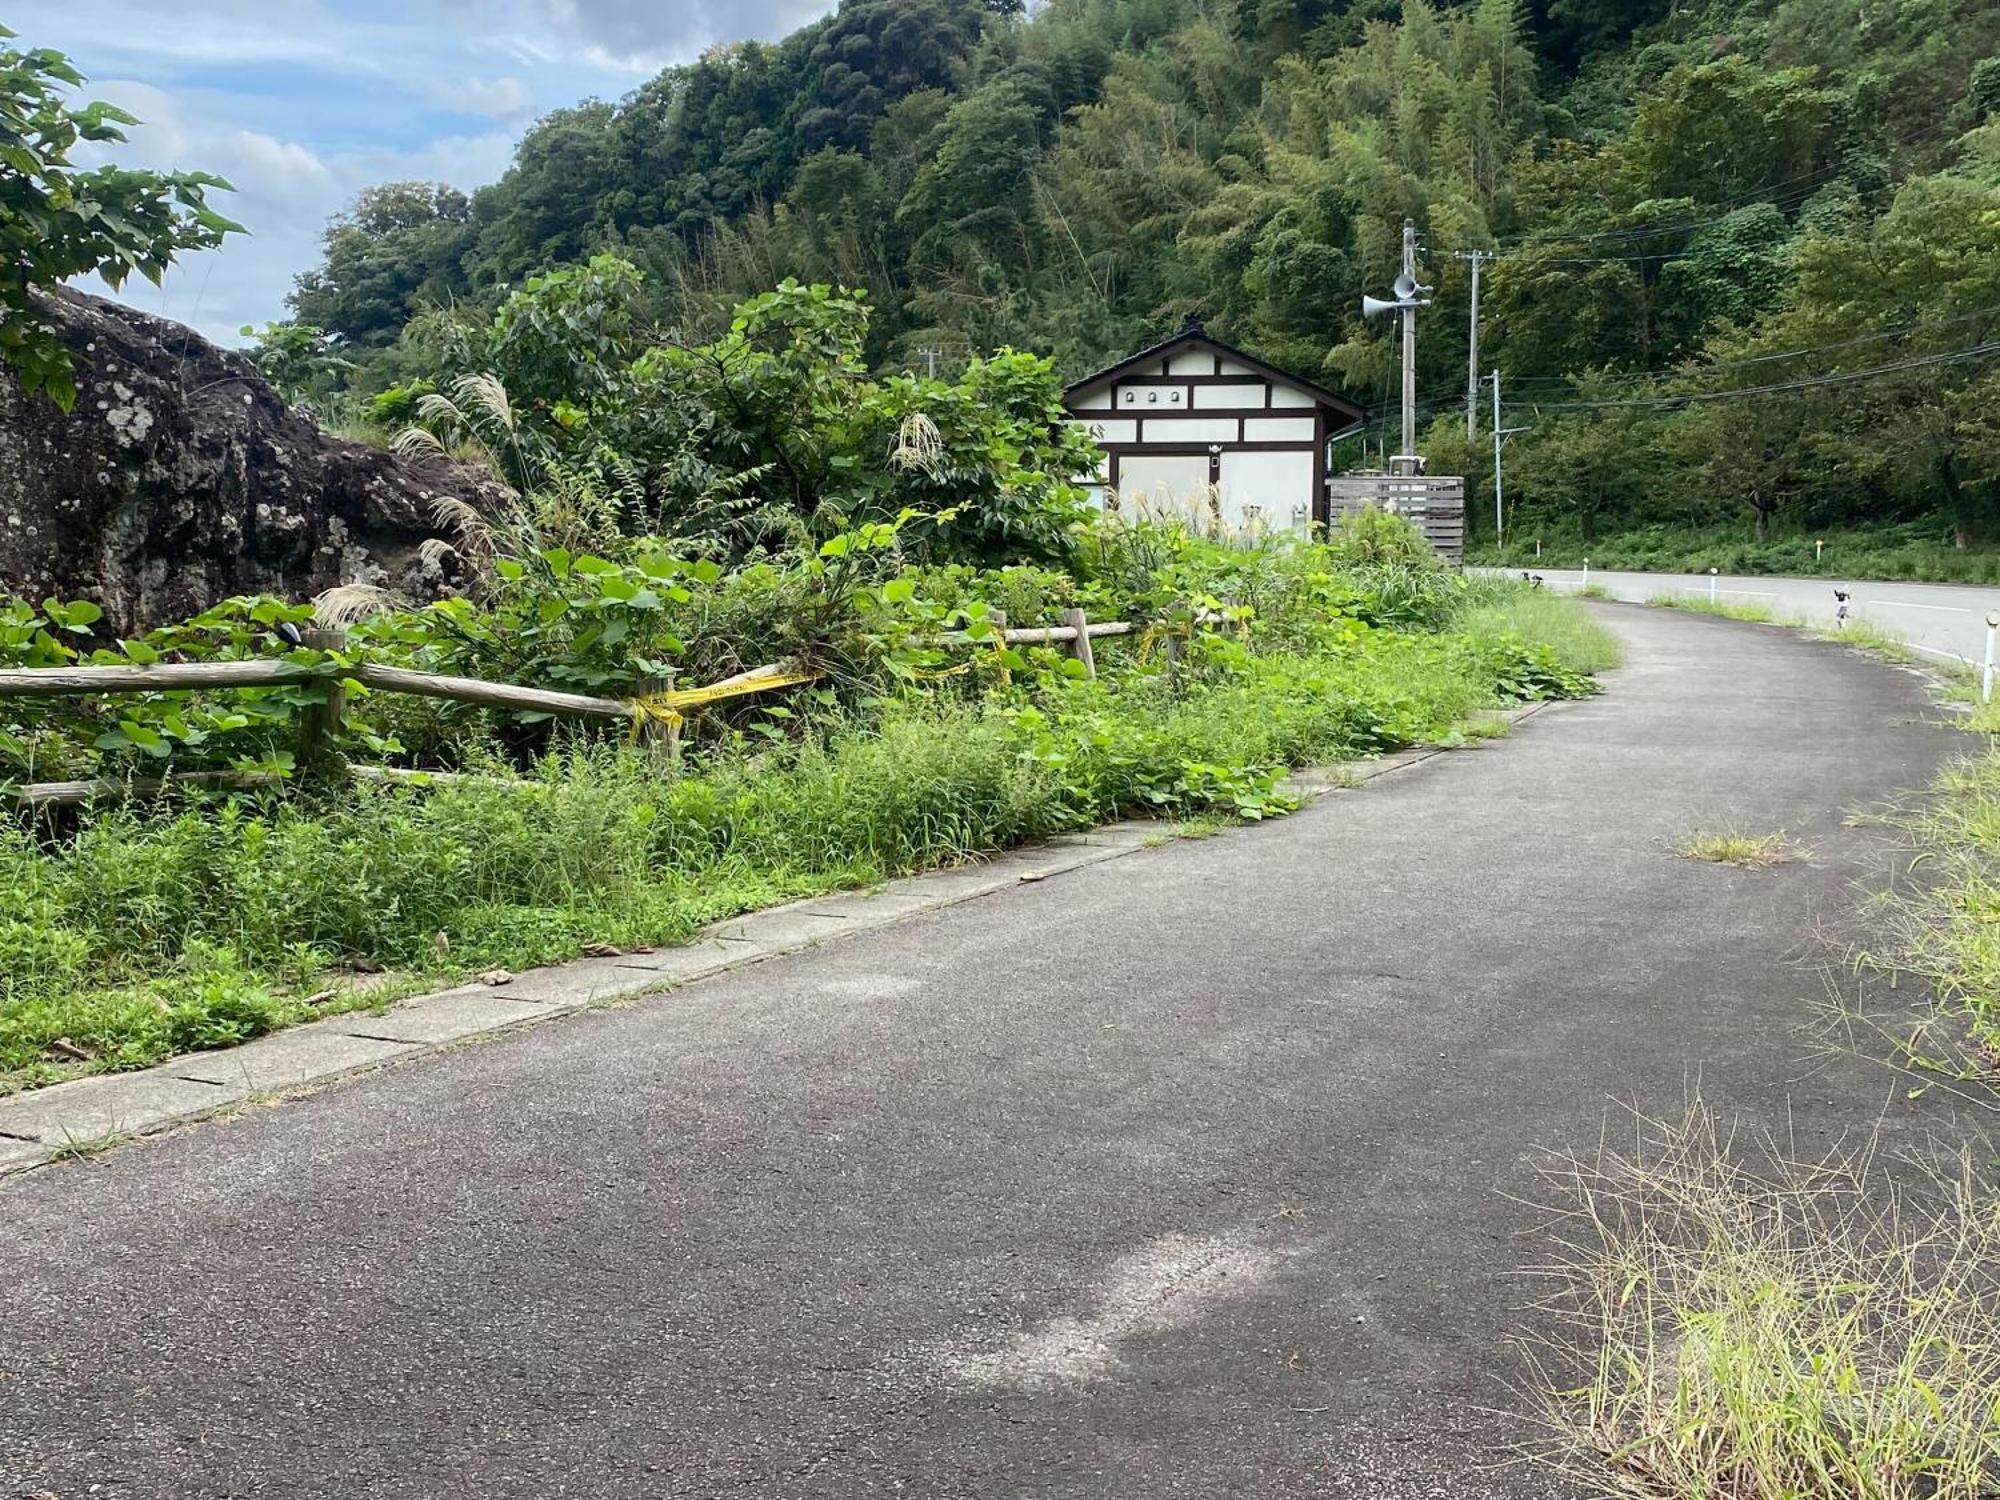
[[1524, 340, 2000, 410], [1501, 305, 2000, 392]]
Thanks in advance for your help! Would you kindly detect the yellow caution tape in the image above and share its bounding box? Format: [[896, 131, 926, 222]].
[[627, 664, 821, 739]]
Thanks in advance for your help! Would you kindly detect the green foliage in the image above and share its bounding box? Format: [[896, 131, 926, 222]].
[[267, 0, 2000, 553], [0, 28, 241, 408], [0, 567, 1604, 1089], [238, 321, 352, 405]]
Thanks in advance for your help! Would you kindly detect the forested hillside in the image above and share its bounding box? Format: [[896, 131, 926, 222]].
[[269, 0, 2000, 555]]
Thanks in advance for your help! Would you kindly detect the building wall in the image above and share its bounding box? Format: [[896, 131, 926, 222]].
[[1064, 345, 1329, 533]]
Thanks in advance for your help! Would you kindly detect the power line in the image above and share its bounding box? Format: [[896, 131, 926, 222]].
[[1527, 340, 2000, 411], [1501, 306, 2000, 392]]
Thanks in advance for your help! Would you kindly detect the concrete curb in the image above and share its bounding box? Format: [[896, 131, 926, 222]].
[[0, 704, 1556, 1179]]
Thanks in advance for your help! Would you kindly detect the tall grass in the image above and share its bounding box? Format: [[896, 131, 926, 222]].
[[1461, 591, 1625, 675], [1521, 1103, 2000, 1500], [1877, 751, 2000, 1061], [0, 602, 1606, 1090], [1475, 520, 2000, 586]]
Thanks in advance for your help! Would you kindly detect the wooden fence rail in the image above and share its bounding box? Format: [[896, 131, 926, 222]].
[[1, 605, 1180, 807]]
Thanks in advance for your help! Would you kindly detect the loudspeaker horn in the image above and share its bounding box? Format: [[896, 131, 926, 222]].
[[1360, 293, 1401, 318]]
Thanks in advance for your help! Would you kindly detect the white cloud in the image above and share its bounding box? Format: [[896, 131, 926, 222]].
[[521, 0, 837, 72], [437, 75, 536, 121], [43, 0, 841, 344], [73, 77, 515, 345]]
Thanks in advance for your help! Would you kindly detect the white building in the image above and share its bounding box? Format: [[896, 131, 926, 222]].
[[1063, 318, 1367, 534]]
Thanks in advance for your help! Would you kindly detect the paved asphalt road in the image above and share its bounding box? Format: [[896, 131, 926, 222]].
[[0, 606, 1980, 1499], [1502, 566, 2000, 668]]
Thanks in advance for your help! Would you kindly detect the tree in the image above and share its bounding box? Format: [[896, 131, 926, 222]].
[[1511, 379, 1655, 542], [239, 322, 353, 405], [0, 28, 241, 408], [289, 182, 471, 348]]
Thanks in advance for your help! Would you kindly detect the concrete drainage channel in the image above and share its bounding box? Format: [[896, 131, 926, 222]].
[[0, 705, 1554, 1178]]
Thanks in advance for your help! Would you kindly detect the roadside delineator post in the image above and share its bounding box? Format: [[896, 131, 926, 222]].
[[1581, 556, 1589, 590], [1984, 611, 1999, 702], [1709, 567, 1719, 604]]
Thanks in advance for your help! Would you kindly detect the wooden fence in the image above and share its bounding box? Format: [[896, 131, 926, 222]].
[[1326, 474, 1466, 561], [0, 606, 1171, 807]]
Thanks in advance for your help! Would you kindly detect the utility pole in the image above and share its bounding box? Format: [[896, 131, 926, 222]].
[[915, 346, 941, 380], [1454, 249, 1494, 441], [1487, 368, 1530, 546], [1490, 368, 1504, 542], [1399, 218, 1419, 464], [1361, 226, 1432, 474]]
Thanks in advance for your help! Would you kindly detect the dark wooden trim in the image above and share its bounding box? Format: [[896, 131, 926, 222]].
[[1113, 375, 1280, 388], [1096, 441, 1320, 456], [1313, 408, 1328, 528], [1097, 406, 1323, 422], [1065, 331, 1367, 426]]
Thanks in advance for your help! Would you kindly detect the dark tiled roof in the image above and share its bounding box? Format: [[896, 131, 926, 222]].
[[1063, 318, 1366, 425]]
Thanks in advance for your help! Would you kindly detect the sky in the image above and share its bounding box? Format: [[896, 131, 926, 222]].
[[43, 1, 838, 345]]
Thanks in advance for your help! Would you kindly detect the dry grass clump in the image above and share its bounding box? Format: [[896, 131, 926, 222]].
[[1677, 829, 1796, 868], [1517, 1104, 2000, 1500]]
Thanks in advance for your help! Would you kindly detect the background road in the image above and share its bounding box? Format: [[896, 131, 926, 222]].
[[0, 606, 1976, 1499], [1497, 567, 2000, 668]]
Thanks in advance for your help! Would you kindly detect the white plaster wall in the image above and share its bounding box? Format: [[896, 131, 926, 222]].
[[1071, 418, 1137, 443], [1139, 418, 1238, 443], [1242, 417, 1316, 441], [1116, 454, 1212, 520], [1219, 449, 1316, 531], [1192, 383, 1268, 409]]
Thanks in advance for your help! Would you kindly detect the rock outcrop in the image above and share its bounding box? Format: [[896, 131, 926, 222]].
[[0, 289, 507, 633]]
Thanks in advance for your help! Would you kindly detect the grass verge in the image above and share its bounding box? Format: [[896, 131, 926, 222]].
[[1474, 521, 2000, 585], [0, 597, 1606, 1093], [1520, 1102, 2000, 1500]]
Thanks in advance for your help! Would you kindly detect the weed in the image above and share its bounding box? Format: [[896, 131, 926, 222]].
[[1518, 1102, 2000, 1500], [46, 1127, 127, 1162], [1462, 590, 1624, 674], [1475, 519, 2000, 586], [1877, 752, 2000, 1056], [1676, 829, 1796, 867], [1645, 592, 1780, 625], [0, 573, 1611, 1090]]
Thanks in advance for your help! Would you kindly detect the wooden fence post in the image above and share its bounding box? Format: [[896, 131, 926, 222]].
[[1061, 606, 1096, 679], [633, 668, 682, 771], [296, 627, 347, 773]]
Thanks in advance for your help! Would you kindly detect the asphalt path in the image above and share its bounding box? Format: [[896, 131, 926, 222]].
[[1502, 566, 2000, 668], [0, 605, 1977, 1499]]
